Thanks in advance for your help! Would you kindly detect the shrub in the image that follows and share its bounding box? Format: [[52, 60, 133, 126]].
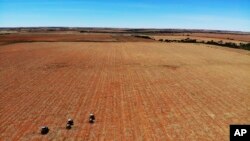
[[240, 43, 250, 50], [165, 39, 171, 42], [182, 38, 197, 43], [224, 42, 238, 48], [134, 35, 152, 39], [218, 40, 223, 44]]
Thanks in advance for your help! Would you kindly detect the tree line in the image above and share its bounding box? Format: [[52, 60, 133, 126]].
[[159, 38, 250, 51]]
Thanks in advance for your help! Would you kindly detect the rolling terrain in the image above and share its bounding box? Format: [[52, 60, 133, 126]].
[[0, 40, 250, 140]]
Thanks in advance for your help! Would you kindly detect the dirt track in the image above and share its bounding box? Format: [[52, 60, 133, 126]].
[[0, 42, 250, 140]]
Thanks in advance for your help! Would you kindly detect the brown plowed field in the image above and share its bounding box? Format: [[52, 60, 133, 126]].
[[0, 33, 115, 42], [0, 42, 250, 140], [0, 33, 154, 43]]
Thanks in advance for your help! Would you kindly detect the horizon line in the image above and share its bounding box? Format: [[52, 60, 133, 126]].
[[0, 26, 249, 33]]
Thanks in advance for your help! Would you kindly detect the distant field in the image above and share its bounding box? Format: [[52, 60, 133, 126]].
[[156, 33, 250, 42], [0, 41, 249, 140], [0, 33, 154, 43], [152, 35, 248, 45], [186, 33, 250, 42]]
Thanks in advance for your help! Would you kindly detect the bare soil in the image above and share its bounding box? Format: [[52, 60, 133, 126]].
[[0, 33, 154, 43], [0, 41, 249, 140]]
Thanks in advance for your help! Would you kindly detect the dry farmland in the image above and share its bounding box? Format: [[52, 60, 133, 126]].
[[152, 35, 248, 45], [157, 33, 250, 42], [0, 39, 250, 140]]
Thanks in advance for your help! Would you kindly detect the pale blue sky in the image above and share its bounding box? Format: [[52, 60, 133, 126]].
[[0, 0, 250, 31]]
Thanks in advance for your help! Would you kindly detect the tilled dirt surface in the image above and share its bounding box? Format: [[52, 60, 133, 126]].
[[0, 33, 115, 42], [0, 42, 249, 140], [0, 33, 154, 43]]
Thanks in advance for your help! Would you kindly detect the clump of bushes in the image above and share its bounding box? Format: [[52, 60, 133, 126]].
[[160, 38, 198, 43], [223, 42, 238, 48], [206, 40, 238, 48], [239, 43, 250, 50], [181, 38, 197, 43], [133, 35, 153, 40], [206, 40, 222, 46], [165, 39, 171, 42]]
